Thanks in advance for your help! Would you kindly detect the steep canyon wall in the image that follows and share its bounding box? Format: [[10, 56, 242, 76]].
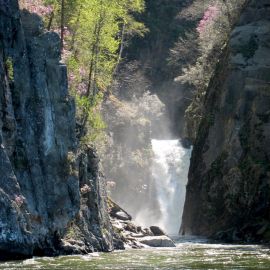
[[0, 1, 115, 259], [181, 0, 270, 242]]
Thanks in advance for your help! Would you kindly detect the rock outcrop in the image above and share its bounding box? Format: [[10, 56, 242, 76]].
[[138, 236, 176, 248], [61, 146, 115, 254], [108, 199, 175, 248], [181, 0, 270, 242], [0, 1, 115, 259]]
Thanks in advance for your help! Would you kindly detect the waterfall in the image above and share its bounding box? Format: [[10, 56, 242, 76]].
[[135, 139, 192, 235]]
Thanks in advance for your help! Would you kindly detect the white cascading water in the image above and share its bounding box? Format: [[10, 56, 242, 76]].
[[150, 139, 192, 234]]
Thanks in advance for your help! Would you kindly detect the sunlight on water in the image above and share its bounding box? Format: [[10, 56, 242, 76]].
[[1, 241, 270, 270]]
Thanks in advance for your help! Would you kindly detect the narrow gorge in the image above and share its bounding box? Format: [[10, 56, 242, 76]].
[[181, 0, 270, 242], [0, 0, 270, 269]]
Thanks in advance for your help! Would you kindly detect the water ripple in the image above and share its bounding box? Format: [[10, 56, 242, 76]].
[[1, 242, 270, 270]]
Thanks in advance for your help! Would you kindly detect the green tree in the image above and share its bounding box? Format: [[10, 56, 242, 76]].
[[20, 0, 146, 142], [65, 0, 146, 140]]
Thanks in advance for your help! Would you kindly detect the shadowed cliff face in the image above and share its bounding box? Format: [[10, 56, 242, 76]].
[[181, 0, 270, 242], [0, 1, 115, 259]]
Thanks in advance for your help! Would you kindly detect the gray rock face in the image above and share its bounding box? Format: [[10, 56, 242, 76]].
[[0, 1, 115, 258], [181, 0, 270, 242], [62, 146, 115, 254]]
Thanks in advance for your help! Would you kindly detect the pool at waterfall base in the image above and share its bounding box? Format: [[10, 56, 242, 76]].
[[2, 238, 270, 270]]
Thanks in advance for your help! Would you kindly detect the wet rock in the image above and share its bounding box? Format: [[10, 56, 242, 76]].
[[143, 228, 154, 236], [62, 146, 116, 253], [150, 226, 166, 236], [114, 211, 131, 221], [109, 198, 132, 221], [61, 241, 88, 255], [124, 222, 138, 233], [108, 199, 169, 249], [139, 236, 176, 247]]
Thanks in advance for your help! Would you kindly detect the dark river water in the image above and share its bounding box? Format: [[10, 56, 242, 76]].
[[1, 240, 270, 270]]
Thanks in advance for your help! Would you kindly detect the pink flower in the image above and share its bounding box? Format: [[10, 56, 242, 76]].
[[62, 49, 72, 62], [107, 181, 116, 189], [79, 67, 87, 77], [64, 27, 71, 36], [20, 0, 54, 16], [77, 82, 88, 95], [15, 195, 25, 207], [80, 184, 91, 194], [68, 72, 76, 84], [197, 5, 219, 34]]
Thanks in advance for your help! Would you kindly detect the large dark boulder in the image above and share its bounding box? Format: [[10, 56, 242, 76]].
[[150, 226, 166, 236]]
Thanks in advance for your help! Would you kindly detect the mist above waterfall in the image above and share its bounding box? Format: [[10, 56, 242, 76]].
[[102, 74, 192, 234], [98, 47, 194, 234]]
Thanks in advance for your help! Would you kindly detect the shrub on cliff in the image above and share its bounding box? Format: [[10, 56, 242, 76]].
[[168, 0, 248, 141]]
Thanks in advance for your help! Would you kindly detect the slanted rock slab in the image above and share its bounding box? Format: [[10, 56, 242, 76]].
[[114, 211, 131, 221], [150, 226, 166, 236]]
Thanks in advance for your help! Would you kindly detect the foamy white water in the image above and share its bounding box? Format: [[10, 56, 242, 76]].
[[3, 242, 270, 270], [151, 139, 192, 234], [135, 139, 192, 234]]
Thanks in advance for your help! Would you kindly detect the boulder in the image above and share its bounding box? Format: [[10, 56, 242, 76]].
[[150, 226, 166, 236], [114, 211, 131, 221], [109, 198, 132, 221], [138, 236, 176, 247]]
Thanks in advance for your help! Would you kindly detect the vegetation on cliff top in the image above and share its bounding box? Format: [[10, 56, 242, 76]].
[[168, 0, 249, 141], [20, 0, 146, 142]]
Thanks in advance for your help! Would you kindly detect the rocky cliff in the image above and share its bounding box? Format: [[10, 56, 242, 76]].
[[0, 0, 115, 259], [181, 0, 270, 242]]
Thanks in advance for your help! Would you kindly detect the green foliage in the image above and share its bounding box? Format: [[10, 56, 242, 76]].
[[76, 92, 107, 143], [69, 0, 146, 90], [5, 57, 14, 82], [171, 0, 249, 141], [65, 223, 77, 239], [71, 0, 145, 143], [37, 0, 146, 143]]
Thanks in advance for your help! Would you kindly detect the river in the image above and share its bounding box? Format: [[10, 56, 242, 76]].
[[1, 239, 270, 270]]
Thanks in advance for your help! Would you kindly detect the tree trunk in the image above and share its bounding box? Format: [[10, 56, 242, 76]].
[[113, 23, 126, 75], [47, 12, 54, 31], [78, 17, 104, 139], [70, 4, 82, 51], [60, 0, 65, 52]]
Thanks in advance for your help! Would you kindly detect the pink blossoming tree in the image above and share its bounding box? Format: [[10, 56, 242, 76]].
[[20, 0, 53, 16], [196, 5, 220, 35], [172, 0, 248, 141]]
